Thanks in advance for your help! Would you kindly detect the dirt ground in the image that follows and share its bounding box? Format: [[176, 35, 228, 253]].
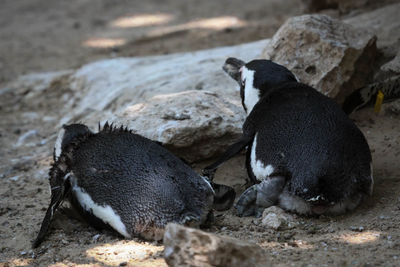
[[1, 0, 400, 266]]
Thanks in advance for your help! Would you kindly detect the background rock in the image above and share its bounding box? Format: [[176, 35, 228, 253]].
[[262, 14, 377, 103], [344, 3, 400, 59], [163, 223, 269, 267], [111, 90, 245, 162], [380, 50, 400, 76]]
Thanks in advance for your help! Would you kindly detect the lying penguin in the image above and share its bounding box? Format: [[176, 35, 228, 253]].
[[203, 58, 373, 217], [33, 123, 235, 248]]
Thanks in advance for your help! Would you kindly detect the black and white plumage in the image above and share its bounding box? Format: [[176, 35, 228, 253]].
[[203, 58, 373, 217], [33, 123, 224, 248]]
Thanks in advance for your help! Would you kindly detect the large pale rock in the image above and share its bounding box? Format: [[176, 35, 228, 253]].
[[60, 40, 269, 125], [163, 223, 269, 267], [4, 40, 268, 160], [111, 90, 245, 162], [263, 14, 377, 103]]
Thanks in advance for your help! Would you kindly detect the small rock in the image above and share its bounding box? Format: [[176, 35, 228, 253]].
[[92, 234, 101, 243], [350, 226, 365, 232], [15, 130, 38, 147], [119, 262, 128, 266], [163, 223, 270, 267], [8, 175, 20, 181], [261, 206, 297, 230]]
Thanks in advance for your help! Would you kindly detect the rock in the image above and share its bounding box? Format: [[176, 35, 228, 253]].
[[163, 223, 269, 267], [301, 0, 340, 12], [111, 90, 245, 162], [344, 3, 400, 58], [302, 0, 368, 13], [260, 206, 297, 230], [14, 129, 38, 147], [262, 14, 377, 103], [3, 39, 269, 160], [59, 40, 269, 126], [381, 50, 400, 74]]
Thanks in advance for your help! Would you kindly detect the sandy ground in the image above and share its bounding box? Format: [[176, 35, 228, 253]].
[[1, 0, 400, 266]]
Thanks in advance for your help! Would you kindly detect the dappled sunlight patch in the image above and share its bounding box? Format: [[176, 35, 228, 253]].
[[337, 231, 381, 244], [110, 14, 174, 28], [259, 239, 314, 250], [6, 258, 33, 266], [83, 38, 126, 48], [145, 16, 247, 39], [49, 261, 102, 267], [184, 16, 247, 30], [85, 240, 165, 266]]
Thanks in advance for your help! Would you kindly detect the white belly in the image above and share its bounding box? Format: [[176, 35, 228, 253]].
[[250, 134, 275, 181]]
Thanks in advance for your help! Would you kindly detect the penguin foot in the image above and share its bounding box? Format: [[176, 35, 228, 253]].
[[235, 176, 285, 217]]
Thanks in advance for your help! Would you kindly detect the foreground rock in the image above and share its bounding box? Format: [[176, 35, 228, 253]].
[[263, 14, 377, 103], [163, 223, 269, 267], [111, 90, 244, 162]]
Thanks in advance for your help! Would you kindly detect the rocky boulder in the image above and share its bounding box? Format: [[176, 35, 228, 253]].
[[110, 90, 245, 162], [302, 0, 368, 13], [344, 3, 400, 58], [262, 14, 377, 103], [163, 223, 269, 267]]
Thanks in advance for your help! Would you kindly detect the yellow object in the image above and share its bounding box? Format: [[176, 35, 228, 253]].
[[374, 90, 384, 113]]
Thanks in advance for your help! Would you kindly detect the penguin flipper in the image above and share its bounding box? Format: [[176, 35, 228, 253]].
[[33, 169, 70, 248]]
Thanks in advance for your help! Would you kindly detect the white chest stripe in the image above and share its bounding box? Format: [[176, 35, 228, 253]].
[[250, 134, 274, 181], [242, 67, 259, 114], [54, 128, 65, 161], [71, 176, 130, 238]]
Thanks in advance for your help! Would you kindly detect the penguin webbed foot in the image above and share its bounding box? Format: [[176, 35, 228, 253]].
[[235, 176, 285, 217], [235, 185, 257, 217], [211, 182, 236, 211]]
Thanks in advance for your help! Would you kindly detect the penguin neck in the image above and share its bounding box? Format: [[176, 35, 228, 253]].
[[242, 68, 260, 114]]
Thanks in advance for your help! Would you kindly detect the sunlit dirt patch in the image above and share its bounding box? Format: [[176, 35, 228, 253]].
[[5, 258, 33, 267], [83, 38, 127, 48], [49, 261, 102, 267], [145, 16, 247, 39], [260, 239, 314, 250], [110, 14, 174, 28], [337, 231, 381, 244], [85, 240, 166, 266]]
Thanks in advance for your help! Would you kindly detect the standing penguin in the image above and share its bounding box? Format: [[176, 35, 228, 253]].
[[33, 123, 227, 248], [203, 58, 373, 217]]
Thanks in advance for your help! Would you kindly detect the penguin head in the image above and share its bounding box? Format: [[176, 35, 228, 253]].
[[223, 58, 297, 114], [54, 124, 92, 161]]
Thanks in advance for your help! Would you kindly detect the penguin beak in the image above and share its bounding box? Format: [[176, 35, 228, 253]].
[[222, 57, 245, 84]]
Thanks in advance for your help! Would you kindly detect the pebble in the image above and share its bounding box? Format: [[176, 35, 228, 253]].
[[350, 226, 365, 232]]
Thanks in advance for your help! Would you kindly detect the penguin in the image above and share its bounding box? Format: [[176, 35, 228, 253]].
[[203, 58, 373, 217], [33, 123, 235, 248]]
